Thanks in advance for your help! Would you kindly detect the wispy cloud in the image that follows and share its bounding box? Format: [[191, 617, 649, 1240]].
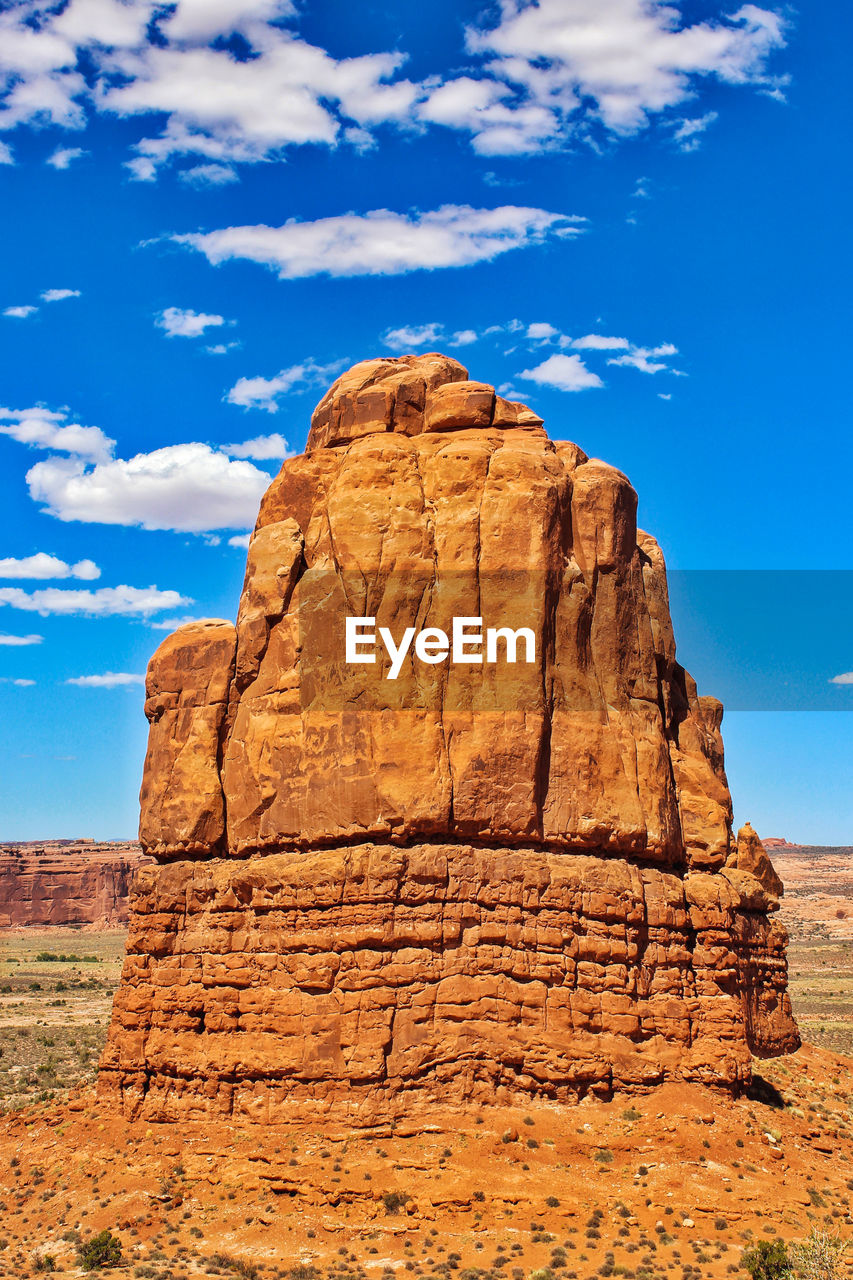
[[382, 324, 482, 353], [41, 288, 81, 303], [0, 633, 42, 646], [46, 147, 87, 170], [66, 672, 145, 688], [673, 111, 719, 152], [179, 163, 238, 188], [176, 206, 583, 280], [4, 305, 38, 319], [222, 434, 292, 461], [226, 359, 345, 411], [0, 585, 189, 618], [0, 677, 35, 687]]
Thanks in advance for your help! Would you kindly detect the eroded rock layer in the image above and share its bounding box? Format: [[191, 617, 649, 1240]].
[[101, 354, 798, 1117]]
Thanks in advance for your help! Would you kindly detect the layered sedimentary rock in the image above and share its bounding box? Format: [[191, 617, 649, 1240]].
[[0, 841, 149, 928], [101, 354, 798, 1121]]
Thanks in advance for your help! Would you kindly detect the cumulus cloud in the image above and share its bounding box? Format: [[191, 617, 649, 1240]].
[[829, 672, 853, 686], [155, 306, 226, 338], [4, 305, 38, 319], [0, 677, 36, 686], [0, 0, 788, 178], [0, 584, 189, 617], [176, 205, 581, 279], [26, 442, 272, 533], [460, 0, 787, 153], [227, 534, 251, 549], [66, 671, 145, 687], [519, 353, 603, 392], [0, 407, 115, 463], [225, 358, 345, 411], [46, 146, 87, 169], [222, 434, 291, 461], [0, 633, 43, 646], [41, 288, 81, 302], [0, 553, 100, 581]]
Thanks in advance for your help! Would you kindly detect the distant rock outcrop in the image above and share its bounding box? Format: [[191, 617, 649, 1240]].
[[100, 354, 799, 1123], [0, 841, 149, 928]]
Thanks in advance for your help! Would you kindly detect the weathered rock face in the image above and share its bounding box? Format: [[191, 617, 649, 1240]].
[[100, 354, 798, 1120], [0, 841, 149, 928]]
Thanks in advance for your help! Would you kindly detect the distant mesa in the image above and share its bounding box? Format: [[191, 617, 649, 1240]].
[[99, 354, 799, 1124], [0, 840, 150, 929]]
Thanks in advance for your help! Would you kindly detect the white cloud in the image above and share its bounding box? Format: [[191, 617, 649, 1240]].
[[451, 329, 478, 346], [176, 205, 581, 279], [658, 393, 672, 401], [519, 353, 603, 392], [26, 442, 272, 533], [156, 306, 226, 338], [572, 333, 630, 350], [41, 288, 81, 302], [526, 322, 559, 342], [227, 534, 251, 549], [608, 353, 668, 374], [0, 677, 36, 687], [608, 344, 679, 374], [46, 146, 86, 169], [4, 305, 38, 319], [179, 162, 238, 187], [149, 613, 205, 630], [66, 671, 145, 687], [0, 633, 43, 646], [0, 407, 115, 463], [673, 111, 719, 152], [382, 323, 445, 352], [0, 1, 786, 181], [225, 358, 344, 411], [222, 433, 291, 461], [461, 0, 787, 152], [829, 672, 853, 686], [0, 584, 189, 618], [0, 141, 13, 165], [0, 553, 100, 581]]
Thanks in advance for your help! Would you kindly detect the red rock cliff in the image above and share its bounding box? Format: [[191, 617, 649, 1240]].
[[100, 354, 798, 1122]]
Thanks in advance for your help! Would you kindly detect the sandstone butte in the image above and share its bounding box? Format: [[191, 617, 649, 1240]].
[[99, 353, 799, 1125]]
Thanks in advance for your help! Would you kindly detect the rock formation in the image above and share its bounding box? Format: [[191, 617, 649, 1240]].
[[100, 354, 799, 1122], [0, 841, 149, 928]]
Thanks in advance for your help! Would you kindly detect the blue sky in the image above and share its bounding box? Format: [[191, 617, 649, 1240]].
[[0, 0, 850, 843]]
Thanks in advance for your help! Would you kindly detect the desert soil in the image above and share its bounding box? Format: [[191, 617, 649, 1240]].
[[0, 844, 850, 1278]]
